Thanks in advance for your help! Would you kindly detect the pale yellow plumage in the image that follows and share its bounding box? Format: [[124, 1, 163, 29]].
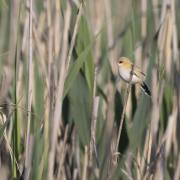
[[117, 57, 151, 96]]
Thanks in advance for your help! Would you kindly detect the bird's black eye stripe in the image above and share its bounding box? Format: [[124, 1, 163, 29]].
[[119, 61, 122, 64]]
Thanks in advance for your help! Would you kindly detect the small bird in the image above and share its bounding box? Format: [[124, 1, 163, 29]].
[[117, 57, 151, 96]]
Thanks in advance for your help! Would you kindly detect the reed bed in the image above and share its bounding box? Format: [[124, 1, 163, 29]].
[[0, 0, 179, 179]]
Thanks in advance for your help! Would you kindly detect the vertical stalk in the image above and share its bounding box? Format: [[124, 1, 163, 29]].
[[89, 65, 100, 166], [25, 0, 33, 178], [48, 3, 71, 179], [115, 65, 134, 163]]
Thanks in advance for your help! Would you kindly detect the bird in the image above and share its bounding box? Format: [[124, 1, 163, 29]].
[[117, 57, 151, 96]]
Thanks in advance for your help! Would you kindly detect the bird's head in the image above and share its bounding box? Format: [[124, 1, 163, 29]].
[[117, 57, 132, 68]]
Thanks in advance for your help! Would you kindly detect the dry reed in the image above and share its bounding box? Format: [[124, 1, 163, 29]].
[[0, 0, 179, 179]]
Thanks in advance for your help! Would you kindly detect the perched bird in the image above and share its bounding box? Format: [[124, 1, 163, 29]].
[[117, 57, 151, 96]]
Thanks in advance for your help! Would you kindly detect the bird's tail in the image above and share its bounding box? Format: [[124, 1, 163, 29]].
[[140, 82, 151, 96]]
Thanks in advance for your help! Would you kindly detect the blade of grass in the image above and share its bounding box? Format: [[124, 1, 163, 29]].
[[64, 31, 101, 98], [25, 0, 33, 179]]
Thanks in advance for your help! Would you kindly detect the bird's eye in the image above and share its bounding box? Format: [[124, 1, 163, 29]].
[[119, 61, 123, 64]]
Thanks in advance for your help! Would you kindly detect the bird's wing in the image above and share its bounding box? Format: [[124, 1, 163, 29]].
[[133, 66, 145, 79]]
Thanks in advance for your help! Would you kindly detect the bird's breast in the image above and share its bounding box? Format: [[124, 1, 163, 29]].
[[118, 67, 140, 83]]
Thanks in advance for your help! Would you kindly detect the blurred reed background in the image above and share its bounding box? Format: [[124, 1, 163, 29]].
[[0, 0, 179, 179]]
